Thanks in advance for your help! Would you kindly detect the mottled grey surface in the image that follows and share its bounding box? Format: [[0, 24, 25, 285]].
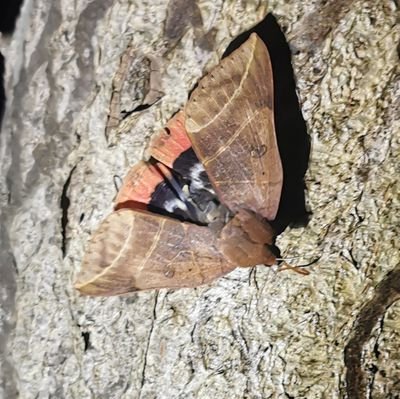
[[0, 0, 399, 398]]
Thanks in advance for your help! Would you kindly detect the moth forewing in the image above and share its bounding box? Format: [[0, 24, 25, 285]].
[[185, 33, 283, 221]]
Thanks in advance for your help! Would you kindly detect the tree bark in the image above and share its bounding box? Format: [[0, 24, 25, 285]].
[[0, 0, 399, 398]]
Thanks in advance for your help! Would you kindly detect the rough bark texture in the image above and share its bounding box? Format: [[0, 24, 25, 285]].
[[0, 0, 399, 398]]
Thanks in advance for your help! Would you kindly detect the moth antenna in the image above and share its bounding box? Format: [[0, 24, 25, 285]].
[[277, 262, 311, 276], [276, 254, 325, 267], [276, 255, 317, 261], [155, 163, 199, 222], [155, 163, 184, 200]]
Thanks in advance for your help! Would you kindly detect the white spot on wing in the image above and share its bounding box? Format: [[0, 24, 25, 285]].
[[164, 198, 188, 213], [190, 163, 216, 194]]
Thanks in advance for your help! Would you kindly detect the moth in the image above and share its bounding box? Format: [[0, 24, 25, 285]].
[[75, 33, 283, 296]]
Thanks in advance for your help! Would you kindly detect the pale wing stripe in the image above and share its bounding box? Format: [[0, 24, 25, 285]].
[[202, 108, 261, 166], [137, 219, 166, 273], [76, 215, 136, 289], [189, 40, 257, 133]]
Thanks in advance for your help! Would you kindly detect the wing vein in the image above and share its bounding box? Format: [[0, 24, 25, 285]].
[[138, 219, 166, 273], [76, 215, 136, 288], [190, 42, 256, 133], [203, 108, 261, 165]]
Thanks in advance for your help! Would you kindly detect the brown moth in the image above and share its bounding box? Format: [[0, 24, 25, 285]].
[[75, 33, 283, 296]]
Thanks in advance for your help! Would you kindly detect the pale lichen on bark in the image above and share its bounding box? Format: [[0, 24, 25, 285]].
[[0, 0, 399, 398]]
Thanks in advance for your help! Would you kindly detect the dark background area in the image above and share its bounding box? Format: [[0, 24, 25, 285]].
[[0, 0, 24, 129], [0, 0, 24, 34], [0, 53, 5, 128], [224, 14, 311, 235]]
